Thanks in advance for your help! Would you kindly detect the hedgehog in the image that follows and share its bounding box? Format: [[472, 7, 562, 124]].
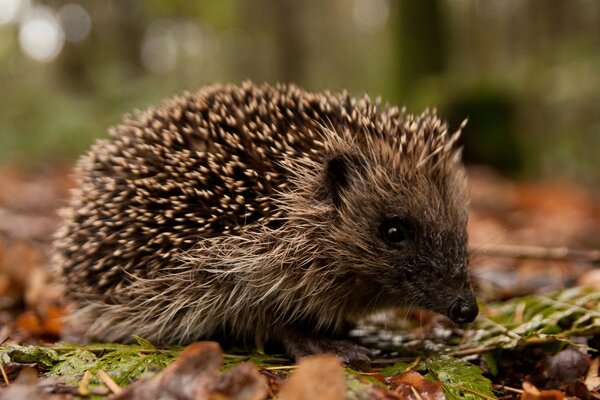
[[52, 81, 478, 366]]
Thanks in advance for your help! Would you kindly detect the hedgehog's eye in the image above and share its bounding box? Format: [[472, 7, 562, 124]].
[[380, 218, 408, 246]]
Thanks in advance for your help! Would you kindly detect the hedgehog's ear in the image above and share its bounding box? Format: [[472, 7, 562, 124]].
[[325, 154, 353, 208]]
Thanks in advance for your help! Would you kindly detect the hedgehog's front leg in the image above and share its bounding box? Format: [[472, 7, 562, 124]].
[[279, 328, 372, 370]]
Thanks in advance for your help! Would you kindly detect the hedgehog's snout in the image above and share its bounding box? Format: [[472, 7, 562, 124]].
[[447, 294, 478, 324]]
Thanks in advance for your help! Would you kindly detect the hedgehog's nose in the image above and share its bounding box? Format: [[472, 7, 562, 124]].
[[448, 296, 478, 324]]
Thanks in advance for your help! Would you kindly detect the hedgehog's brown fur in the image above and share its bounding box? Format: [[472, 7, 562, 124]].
[[53, 81, 476, 363]]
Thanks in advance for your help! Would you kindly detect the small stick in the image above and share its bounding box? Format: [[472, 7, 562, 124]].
[[0, 326, 10, 345], [449, 346, 495, 357], [514, 301, 526, 325], [482, 318, 522, 340], [263, 365, 298, 371], [411, 385, 425, 400], [0, 362, 9, 385], [470, 244, 600, 264], [494, 384, 524, 394], [405, 356, 421, 372], [79, 370, 91, 396], [98, 369, 122, 394]]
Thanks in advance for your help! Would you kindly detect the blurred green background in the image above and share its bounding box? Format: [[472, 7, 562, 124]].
[[0, 0, 599, 186]]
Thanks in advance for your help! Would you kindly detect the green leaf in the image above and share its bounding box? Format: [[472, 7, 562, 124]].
[[380, 360, 425, 377], [460, 287, 600, 352], [132, 336, 157, 349], [0, 342, 182, 386], [49, 350, 97, 384], [0, 345, 60, 368], [426, 356, 496, 400], [480, 352, 499, 377]]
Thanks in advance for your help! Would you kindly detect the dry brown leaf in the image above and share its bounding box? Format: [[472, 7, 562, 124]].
[[0, 367, 69, 400], [210, 363, 268, 400], [579, 271, 600, 289], [15, 311, 45, 337], [40, 306, 64, 337], [386, 371, 445, 400], [366, 385, 407, 399], [278, 354, 346, 400], [520, 381, 564, 400], [110, 341, 267, 400]]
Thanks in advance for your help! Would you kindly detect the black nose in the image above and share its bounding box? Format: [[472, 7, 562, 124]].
[[448, 296, 479, 324]]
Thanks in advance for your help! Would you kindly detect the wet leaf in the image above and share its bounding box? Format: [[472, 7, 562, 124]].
[[426, 356, 496, 400], [387, 371, 445, 400]]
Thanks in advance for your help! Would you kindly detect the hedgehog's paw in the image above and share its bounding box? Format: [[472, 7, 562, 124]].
[[282, 334, 371, 370]]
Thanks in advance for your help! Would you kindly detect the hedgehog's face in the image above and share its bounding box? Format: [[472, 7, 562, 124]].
[[323, 150, 478, 324]]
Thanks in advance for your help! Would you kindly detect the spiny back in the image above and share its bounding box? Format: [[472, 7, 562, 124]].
[[53, 81, 463, 299]]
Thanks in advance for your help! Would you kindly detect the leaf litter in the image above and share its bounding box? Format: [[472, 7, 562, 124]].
[[1, 166, 600, 398]]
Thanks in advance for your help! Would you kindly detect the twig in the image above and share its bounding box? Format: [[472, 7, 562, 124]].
[[405, 356, 421, 372], [514, 301, 526, 325], [482, 317, 522, 340], [0, 326, 10, 345], [493, 385, 524, 394], [98, 369, 122, 394], [223, 354, 252, 359], [360, 371, 385, 376], [449, 346, 496, 357], [263, 365, 298, 371], [411, 385, 425, 400], [522, 336, 565, 345], [78, 370, 91, 396], [457, 384, 497, 400], [0, 362, 9, 385], [470, 243, 600, 264]]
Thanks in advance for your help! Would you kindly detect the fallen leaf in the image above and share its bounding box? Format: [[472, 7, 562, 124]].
[[210, 363, 268, 400], [0, 367, 71, 400], [278, 354, 346, 400], [110, 341, 267, 400], [520, 381, 564, 400], [387, 371, 445, 400], [15, 311, 43, 337], [579, 270, 600, 289], [40, 306, 64, 338]]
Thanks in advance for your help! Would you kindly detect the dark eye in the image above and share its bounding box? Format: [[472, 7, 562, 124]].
[[380, 218, 408, 246]]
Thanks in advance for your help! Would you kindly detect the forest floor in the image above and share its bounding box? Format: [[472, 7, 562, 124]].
[[0, 164, 599, 400]]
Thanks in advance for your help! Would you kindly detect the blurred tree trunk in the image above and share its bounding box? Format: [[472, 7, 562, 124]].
[[56, 44, 94, 93], [111, 0, 145, 75], [394, 0, 446, 96], [236, 0, 305, 84], [55, 1, 145, 90], [273, 0, 305, 83]]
